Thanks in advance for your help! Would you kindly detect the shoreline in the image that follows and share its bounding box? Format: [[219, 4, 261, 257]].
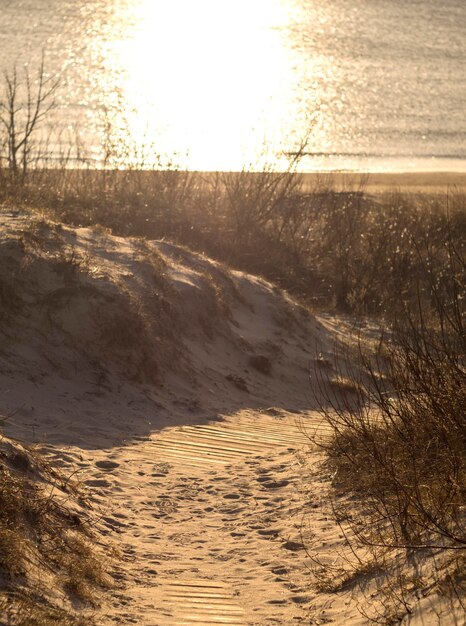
[[18, 167, 466, 197], [195, 170, 466, 193], [300, 170, 466, 194]]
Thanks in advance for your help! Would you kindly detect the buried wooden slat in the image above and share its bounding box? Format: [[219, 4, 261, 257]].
[[154, 447, 245, 462], [155, 438, 261, 455], [150, 416, 319, 467], [183, 428, 304, 444], [177, 430, 281, 446], [157, 579, 246, 626], [167, 425, 307, 445]]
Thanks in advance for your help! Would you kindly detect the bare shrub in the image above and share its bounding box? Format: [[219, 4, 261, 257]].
[[310, 234, 465, 620], [0, 53, 59, 184], [38, 169, 462, 320]]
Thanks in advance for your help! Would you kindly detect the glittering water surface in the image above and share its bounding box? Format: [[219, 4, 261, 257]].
[[0, 0, 465, 170]]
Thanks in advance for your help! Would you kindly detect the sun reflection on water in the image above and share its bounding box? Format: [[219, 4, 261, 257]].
[[100, 0, 306, 169], [3, 0, 464, 172]]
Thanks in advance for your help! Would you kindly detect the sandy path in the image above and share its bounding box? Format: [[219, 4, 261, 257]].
[[48, 409, 329, 625]]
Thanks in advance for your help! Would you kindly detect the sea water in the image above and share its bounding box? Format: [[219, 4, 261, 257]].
[[0, 0, 465, 171]]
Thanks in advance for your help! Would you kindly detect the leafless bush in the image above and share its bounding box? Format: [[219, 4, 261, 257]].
[[0, 53, 59, 184], [310, 233, 465, 620]]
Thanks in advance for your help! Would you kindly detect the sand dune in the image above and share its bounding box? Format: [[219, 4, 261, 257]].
[[0, 211, 456, 625], [0, 210, 343, 624], [0, 211, 335, 449]]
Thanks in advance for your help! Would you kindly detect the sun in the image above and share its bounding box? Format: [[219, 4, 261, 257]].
[[103, 0, 297, 169]]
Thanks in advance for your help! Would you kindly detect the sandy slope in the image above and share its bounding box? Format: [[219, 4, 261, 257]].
[[0, 211, 460, 625], [0, 211, 333, 448], [0, 211, 340, 624]]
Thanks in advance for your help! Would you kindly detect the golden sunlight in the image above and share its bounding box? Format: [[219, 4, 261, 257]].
[[104, 0, 299, 169]]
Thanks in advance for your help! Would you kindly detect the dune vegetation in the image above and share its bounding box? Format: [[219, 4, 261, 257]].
[[0, 433, 113, 625]]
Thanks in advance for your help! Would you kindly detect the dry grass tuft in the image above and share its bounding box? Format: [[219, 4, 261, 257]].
[[95, 293, 159, 384], [328, 375, 362, 396], [0, 436, 111, 625], [0, 595, 90, 626]]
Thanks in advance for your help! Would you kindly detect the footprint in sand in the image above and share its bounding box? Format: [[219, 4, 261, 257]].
[[95, 460, 120, 470], [260, 479, 289, 489], [85, 478, 112, 487], [256, 475, 273, 483], [282, 540, 305, 552], [257, 528, 280, 537], [102, 516, 127, 530], [152, 462, 171, 474], [290, 595, 311, 604], [112, 512, 128, 520]]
